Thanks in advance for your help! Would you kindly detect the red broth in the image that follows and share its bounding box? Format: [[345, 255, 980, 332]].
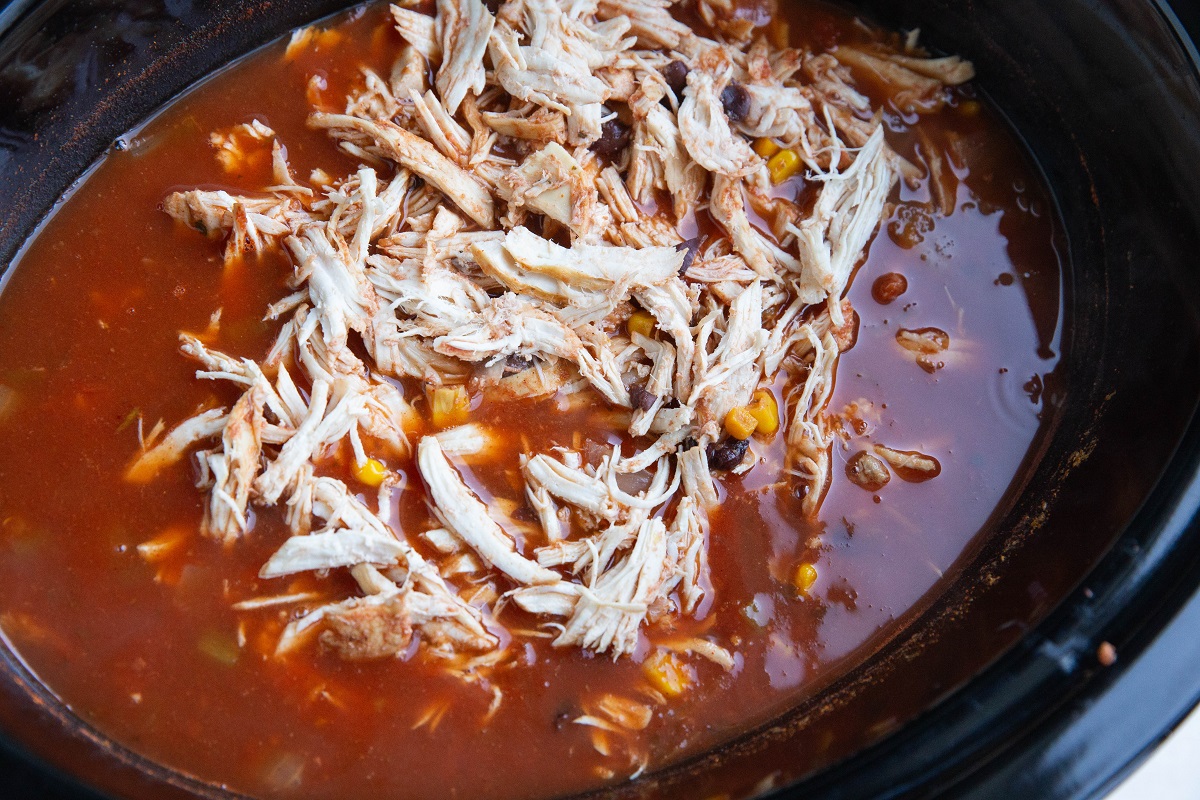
[[0, 2, 1061, 798]]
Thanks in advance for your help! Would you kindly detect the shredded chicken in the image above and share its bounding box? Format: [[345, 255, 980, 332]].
[[678, 52, 761, 178], [418, 436, 560, 585], [139, 0, 968, 705]]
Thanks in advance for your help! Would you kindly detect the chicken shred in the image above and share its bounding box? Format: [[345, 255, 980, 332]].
[[138, 0, 969, 683]]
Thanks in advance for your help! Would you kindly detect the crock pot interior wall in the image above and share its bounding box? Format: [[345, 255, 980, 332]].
[[1, 1, 1200, 799]]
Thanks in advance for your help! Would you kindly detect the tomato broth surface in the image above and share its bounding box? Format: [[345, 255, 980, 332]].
[[0, 2, 1061, 798]]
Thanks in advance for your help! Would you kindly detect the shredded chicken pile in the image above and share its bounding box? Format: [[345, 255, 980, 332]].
[[128, 0, 972, 712]]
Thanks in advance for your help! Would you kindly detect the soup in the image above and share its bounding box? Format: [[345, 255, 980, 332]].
[[0, 0, 1061, 797]]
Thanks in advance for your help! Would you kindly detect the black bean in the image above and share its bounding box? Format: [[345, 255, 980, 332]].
[[504, 354, 534, 375], [708, 437, 750, 471], [629, 384, 657, 412], [721, 82, 751, 122], [679, 436, 699, 452], [511, 503, 538, 523], [590, 117, 630, 162], [663, 60, 689, 97], [676, 237, 701, 277]]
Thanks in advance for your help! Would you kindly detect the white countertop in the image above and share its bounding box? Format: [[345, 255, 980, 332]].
[[1108, 703, 1200, 798]]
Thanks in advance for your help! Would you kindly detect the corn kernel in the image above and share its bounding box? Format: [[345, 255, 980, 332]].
[[724, 406, 758, 440], [643, 650, 691, 697], [794, 562, 818, 594], [353, 457, 388, 487], [768, 19, 790, 50], [627, 310, 657, 339], [747, 389, 780, 436], [753, 137, 781, 158], [315, 28, 343, 49], [431, 385, 470, 428], [370, 22, 391, 54], [767, 149, 802, 184]]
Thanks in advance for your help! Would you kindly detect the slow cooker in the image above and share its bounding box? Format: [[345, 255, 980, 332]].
[[2, 0, 1200, 797]]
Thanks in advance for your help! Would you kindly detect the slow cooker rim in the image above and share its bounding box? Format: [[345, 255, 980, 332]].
[[0, 1, 1199, 799]]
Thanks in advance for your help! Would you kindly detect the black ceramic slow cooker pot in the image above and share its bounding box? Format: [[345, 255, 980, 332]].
[[2, 0, 1200, 798]]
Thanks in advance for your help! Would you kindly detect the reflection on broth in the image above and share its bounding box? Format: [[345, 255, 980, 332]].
[[0, 1, 1060, 797]]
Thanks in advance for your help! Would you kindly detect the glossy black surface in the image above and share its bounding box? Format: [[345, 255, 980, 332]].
[[1, 1, 1200, 799]]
